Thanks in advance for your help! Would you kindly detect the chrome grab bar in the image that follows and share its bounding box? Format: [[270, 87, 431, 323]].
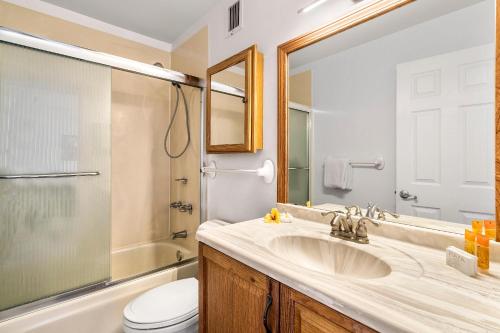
[[0, 171, 100, 180]]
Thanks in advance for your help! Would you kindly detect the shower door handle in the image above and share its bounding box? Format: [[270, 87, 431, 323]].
[[0, 171, 100, 180]]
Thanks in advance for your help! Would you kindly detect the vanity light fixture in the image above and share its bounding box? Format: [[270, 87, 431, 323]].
[[297, 0, 329, 14]]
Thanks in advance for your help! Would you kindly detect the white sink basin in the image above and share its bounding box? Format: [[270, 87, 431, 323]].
[[268, 236, 391, 279]]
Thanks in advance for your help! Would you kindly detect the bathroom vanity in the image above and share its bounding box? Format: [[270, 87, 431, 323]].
[[199, 243, 374, 333], [196, 212, 500, 333]]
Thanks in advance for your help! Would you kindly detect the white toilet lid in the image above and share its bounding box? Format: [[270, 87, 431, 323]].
[[124, 278, 198, 330]]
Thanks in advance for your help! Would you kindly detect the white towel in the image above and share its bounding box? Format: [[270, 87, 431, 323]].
[[324, 157, 352, 190]]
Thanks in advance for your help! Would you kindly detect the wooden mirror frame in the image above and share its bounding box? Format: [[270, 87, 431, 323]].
[[277, 0, 500, 241], [206, 45, 263, 153]]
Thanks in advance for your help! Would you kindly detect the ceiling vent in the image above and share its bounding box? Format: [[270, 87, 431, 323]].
[[227, 0, 242, 37]]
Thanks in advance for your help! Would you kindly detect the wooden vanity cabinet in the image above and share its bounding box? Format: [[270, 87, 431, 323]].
[[199, 243, 280, 333], [280, 285, 377, 333], [199, 243, 376, 333]]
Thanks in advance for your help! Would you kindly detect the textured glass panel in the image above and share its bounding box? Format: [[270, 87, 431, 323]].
[[288, 108, 309, 204], [288, 109, 309, 168], [0, 42, 111, 311], [288, 169, 309, 205]]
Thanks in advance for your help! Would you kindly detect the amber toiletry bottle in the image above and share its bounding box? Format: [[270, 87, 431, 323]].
[[464, 229, 476, 255], [484, 220, 496, 241], [471, 220, 483, 235], [476, 234, 489, 271]]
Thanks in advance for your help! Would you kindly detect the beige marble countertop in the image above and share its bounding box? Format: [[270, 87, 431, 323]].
[[196, 218, 500, 333]]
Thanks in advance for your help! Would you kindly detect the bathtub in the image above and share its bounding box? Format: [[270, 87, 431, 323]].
[[112, 240, 194, 281], [0, 260, 198, 333], [0, 240, 197, 333]]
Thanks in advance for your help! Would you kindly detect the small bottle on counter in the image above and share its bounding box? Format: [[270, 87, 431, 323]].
[[471, 220, 484, 235], [484, 220, 496, 241], [476, 234, 490, 271], [464, 229, 476, 255]]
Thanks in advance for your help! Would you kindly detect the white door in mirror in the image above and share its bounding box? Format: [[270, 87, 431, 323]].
[[396, 44, 495, 224]]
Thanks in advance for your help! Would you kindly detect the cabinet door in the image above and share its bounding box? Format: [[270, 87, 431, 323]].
[[280, 285, 377, 333], [199, 243, 279, 333]]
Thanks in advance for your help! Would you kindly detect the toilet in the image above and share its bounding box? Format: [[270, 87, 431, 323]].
[[123, 278, 198, 333]]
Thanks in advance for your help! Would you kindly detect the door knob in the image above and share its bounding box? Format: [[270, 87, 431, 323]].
[[399, 190, 417, 201]]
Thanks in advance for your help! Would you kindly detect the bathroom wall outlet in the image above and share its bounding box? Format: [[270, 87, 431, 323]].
[[446, 246, 477, 277]]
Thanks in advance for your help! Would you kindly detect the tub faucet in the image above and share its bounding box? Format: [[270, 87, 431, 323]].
[[172, 230, 188, 239], [170, 201, 182, 208], [179, 203, 193, 215]]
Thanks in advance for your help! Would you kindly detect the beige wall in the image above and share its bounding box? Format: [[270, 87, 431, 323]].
[[0, 1, 173, 251], [169, 27, 208, 255], [289, 70, 312, 107]]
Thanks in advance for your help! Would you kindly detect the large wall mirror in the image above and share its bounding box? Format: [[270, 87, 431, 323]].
[[207, 45, 263, 153], [278, 0, 499, 239]]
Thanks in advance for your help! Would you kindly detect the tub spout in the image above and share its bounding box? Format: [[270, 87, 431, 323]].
[[172, 230, 188, 239]]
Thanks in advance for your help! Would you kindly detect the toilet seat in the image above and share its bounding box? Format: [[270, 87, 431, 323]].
[[123, 278, 198, 330]]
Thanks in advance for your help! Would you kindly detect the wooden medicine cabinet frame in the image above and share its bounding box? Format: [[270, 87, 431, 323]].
[[206, 45, 263, 153], [276, 0, 500, 241]]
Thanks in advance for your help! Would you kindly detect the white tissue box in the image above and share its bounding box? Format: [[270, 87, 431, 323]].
[[446, 246, 477, 277]]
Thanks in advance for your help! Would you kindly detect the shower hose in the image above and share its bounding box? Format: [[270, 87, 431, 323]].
[[164, 82, 191, 158]]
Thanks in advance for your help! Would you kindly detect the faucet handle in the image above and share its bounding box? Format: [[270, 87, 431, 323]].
[[376, 208, 399, 221], [179, 203, 193, 215], [355, 217, 380, 244], [321, 209, 345, 216], [321, 210, 344, 236], [170, 201, 182, 208], [345, 205, 362, 216]]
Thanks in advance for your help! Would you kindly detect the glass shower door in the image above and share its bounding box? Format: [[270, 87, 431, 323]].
[[288, 108, 310, 205], [0, 43, 111, 311]]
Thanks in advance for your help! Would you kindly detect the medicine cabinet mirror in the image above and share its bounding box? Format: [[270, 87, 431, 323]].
[[277, 0, 500, 240], [206, 45, 263, 153]]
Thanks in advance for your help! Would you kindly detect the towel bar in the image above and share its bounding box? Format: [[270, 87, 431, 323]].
[[349, 156, 384, 170], [201, 160, 275, 183]]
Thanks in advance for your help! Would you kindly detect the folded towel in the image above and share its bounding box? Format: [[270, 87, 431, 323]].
[[324, 157, 352, 190]]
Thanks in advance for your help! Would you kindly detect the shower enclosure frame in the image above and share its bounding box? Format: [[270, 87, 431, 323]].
[[0, 26, 208, 321]]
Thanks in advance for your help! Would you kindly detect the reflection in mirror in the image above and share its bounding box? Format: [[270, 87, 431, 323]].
[[210, 61, 246, 145], [287, 0, 495, 227]]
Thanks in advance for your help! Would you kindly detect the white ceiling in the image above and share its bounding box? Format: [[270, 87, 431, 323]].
[[290, 0, 487, 69], [41, 0, 223, 44]]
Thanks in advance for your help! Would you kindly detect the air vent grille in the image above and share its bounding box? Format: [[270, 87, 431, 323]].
[[228, 1, 242, 35]]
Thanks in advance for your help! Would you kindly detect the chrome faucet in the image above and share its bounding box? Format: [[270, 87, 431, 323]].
[[365, 202, 399, 221], [179, 203, 193, 215], [345, 205, 362, 217], [354, 217, 381, 243], [172, 230, 188, 239], [170, 201, 193, 215], [322, 208, 380, 244], [366, 202, 377, 218], [170, 201, 182, 208], [375, 208, 400, 221]]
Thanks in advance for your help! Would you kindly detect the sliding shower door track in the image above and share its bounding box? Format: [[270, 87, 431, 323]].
[[0, 257, 197, 323]]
